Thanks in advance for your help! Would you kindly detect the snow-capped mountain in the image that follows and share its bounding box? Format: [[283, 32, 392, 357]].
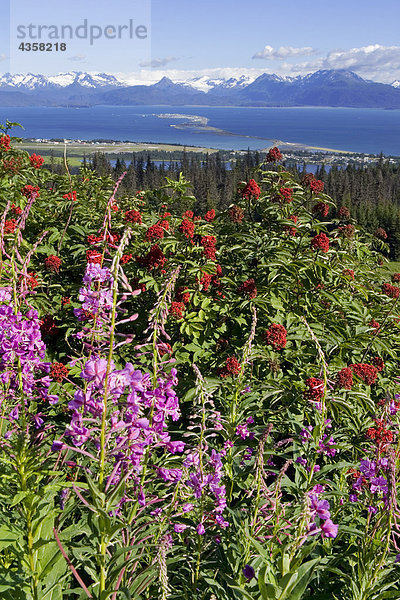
[[0, 71, 123, 90], [0, 69, 400, 108]]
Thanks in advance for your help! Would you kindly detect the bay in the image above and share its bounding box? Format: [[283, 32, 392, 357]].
[[0, 105, 399, 155]]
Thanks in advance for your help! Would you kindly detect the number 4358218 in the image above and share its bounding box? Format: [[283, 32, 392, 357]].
[[18, 42, 67, 51]]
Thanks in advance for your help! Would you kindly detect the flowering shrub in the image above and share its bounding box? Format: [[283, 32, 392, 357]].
[[0, 130, 400, 600]]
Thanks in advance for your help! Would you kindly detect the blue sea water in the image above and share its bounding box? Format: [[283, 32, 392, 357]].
[[0, 105, 399, 155]]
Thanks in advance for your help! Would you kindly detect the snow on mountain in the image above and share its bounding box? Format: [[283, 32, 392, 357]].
[[181, 74, 256, 92], [0, 71, 124, 89]]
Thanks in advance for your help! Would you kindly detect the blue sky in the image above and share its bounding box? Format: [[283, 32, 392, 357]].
[[1, 0, 400, 83]]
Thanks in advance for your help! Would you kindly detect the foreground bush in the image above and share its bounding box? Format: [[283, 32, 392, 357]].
[[0, 123, 400, 599]]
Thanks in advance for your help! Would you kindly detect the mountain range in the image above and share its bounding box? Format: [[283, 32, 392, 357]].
[[1, 69, 400, 108]]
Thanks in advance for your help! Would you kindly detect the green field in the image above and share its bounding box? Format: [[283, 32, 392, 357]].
[[17, 140, 219, 168]]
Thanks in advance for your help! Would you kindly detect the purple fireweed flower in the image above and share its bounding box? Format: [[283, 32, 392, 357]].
[[157, 468, 183, 483], [349, 494, 358, 502], [296, 457, 307, 466], [236, 421, 253, 439], [166, 440, 185, 453], [300, 425, 313, 443], [174, 523, 187, 533], [318, 434, 337, 457], [0, 305, 56, 411], [309, 494, 331, 520], [243, 565, 255, 581], [197, 523, 205, 535], [0, 288, 12, 303], [360, 459, 376, 478], [52, 440, 64, 452], [378, 458, 388, 470], [242, 447, 253, 462], [81, 358, 111, 388], [369, 476, 388, 495], [353, 476, 364, 492], [321, 519, 338, 538]]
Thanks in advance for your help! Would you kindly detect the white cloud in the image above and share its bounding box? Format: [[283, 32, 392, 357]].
[[252, 45, 317, 60], [139, 56, 180, 68], [278, 45, 400, 83]]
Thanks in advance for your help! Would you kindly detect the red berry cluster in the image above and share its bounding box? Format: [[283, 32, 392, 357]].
[[169, 301, 185, 320], [175, 287, 191, 304], [369, 319, 380, 331], [26, 271, 39, 289], [201, 235, 217, 260], [264, 323, 287, 350], [304, 377, 324, 402], [10, 204, 22, 215], [382, 283, 400, 299], [50, 362, 69, 382], [146, 223, 165, 241], [199, 272, 212, 291], [311, 233, 329, 253], [366, 419, 393, 451], [309, 179, 324, 194], [29, 153, 44, 169], [87, 234, 103, 245], [336, 367, 353, 390], [61, 296, 71, 306], [4, 219, 17, 234], [229, 205, 244, 223], [86, 249, 102, 264], [338, 206, 350, 219], [183, 210, 194, 219], [121, 253, 133, 264], [372, 356, 384, 372], [374, 227, 388, 240], [279, 187, 293, 203], [3, 157, 23, 174], [302, 173, 324, 193], [179, 218, 195, 239], [44, 255, 62, 273], [204, 209, 216, 222], [241, 179, 261, 200], [238, 278, 257, 299], [136, 244, 166, 270], [125, 209, 142, 224], [219, 356, 241, 378], [266, 147, 283, 163], [63, 191, 77, 202], [392, 273, 400, 282], [312, 202, 329, 217], [342, 269, 355, 280], [21, 184, 40, 198], [0, 134, 11, 151], [350, 363, 378, 385]]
